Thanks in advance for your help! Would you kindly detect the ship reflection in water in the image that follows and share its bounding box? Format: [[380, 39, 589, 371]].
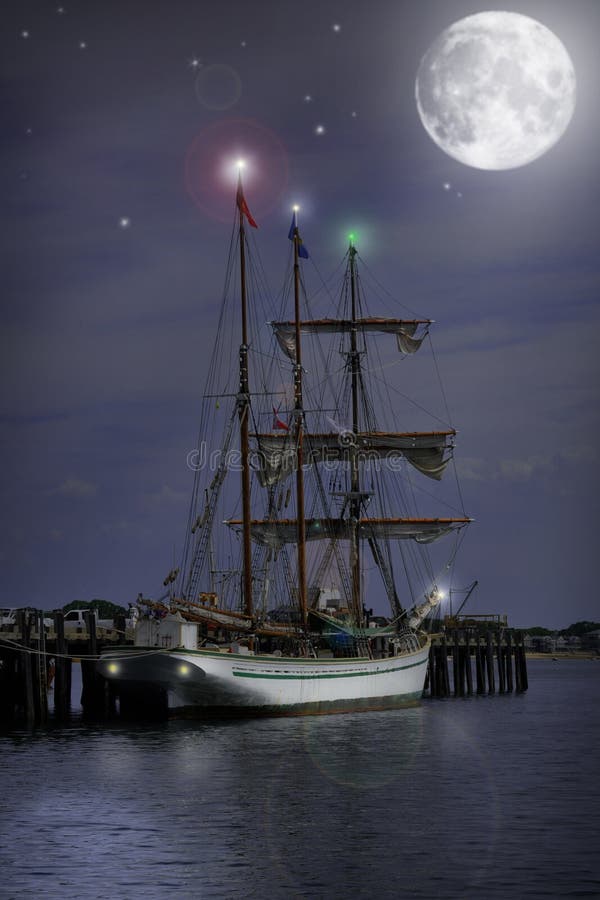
[[3, 660, 599, 898]]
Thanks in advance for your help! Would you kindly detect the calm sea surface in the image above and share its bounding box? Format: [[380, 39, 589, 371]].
[[1, 659, 599, 899]]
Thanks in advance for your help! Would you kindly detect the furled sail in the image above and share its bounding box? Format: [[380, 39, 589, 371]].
[[252, 431, 454, 486], [226, 517, 471, 550], [271, 318, 430, 361]]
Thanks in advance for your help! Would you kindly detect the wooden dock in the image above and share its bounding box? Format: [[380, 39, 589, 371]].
[[0, 609, 129, 726], [425, 627, 528, 698], [1, 610, 528, 725]]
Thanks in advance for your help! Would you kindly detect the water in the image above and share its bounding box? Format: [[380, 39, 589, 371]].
[[1, 660, 599, 899]]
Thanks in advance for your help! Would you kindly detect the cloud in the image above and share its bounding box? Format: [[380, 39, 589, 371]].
[[457, 446, 598, 484], [455, 457, 486, 482], [498, 458, 537, 482], [49, 477, 98, 498], [143, 484, 188, 507]]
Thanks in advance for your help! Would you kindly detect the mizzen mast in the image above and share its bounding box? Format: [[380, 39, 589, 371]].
[[348, 238, 363, 626]]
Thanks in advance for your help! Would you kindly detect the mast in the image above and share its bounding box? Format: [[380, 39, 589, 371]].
[[237, 171, 253, 620], [349, 239, 362, 625], [292, 208, 308, 627]]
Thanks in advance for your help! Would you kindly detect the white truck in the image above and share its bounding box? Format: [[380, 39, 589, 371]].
[[0, 608, 53, 629], [62, 609, 115, 633], [0, 608, 17, 627]]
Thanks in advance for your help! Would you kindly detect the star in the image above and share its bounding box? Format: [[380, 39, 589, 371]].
[[443, 182, 451, 191], [240, 40, 247, 48], [25, 128, 33, 136], [456, 192, 463, 198], [189, 57, 201, 69], [314, 124, 326, 136], [56, 5, 65, 13], [21, 29, 30, 39], [119, 217, 131, 229], [332, 23, 341, 33], [351, 111, 357, 118], [79, 40, 87, 50], [304, 94, 313, 103]]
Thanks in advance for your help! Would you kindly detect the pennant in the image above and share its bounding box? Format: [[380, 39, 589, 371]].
[[288, 213, 309, 258], [272, 406, 289, 431], [236, 179, 258, 228]]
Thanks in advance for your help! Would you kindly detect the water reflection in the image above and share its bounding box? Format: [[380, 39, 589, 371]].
[[1, 662, 599, 898]]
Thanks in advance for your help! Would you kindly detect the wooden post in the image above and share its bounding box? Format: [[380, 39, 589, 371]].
[[452, 630, 460, 696], [34, 610, 48, 725], [458, 632, 466, 697], [497, 632, 506, 694], [431, 644, 438, 697], [521, 637, 528, 690], [505, 631, 514, 692], [437, 644, 445, 697], [0, 643, 17, 723], [16, 610, 35, 725], [114, 613, 126, 642], [485, 630, 495, 694], [465, 629, 473, 695], [81, 611, 101, 716], [53, 611, 71, 720], [475, 634, 486, 694], [441, 635, 450, 697], [515, 632, 523, 692], [516, 632, 528, 692]]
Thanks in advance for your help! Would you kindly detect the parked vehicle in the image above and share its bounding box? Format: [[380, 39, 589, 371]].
[[0, 608, 16, 627], [0, 608, 53, 629], [62, 609, 114, 632]]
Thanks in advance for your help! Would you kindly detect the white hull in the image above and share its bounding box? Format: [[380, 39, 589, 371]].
[[98, 641, 430, 717]]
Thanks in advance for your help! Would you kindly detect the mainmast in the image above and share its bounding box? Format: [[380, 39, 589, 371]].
[[237, 169, 253, 620], [292, 207, 308, 627], [348, 239, 362, 625]]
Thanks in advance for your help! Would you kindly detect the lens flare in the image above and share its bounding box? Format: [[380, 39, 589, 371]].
[[185, 119, 289, 223], [194, 63, 241, 111]]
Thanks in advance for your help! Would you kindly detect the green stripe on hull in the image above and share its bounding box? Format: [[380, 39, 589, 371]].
[[231, 659, 426, 680]]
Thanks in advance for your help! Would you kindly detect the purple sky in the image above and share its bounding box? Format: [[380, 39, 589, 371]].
[[2, 0, 599, 628]]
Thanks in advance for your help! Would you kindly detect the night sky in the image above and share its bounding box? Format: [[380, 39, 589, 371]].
[[2, 0, 599, 629]]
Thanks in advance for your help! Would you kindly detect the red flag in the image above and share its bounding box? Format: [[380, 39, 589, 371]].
[[272, 407, 289, 431], [236, 180, 258, 228]]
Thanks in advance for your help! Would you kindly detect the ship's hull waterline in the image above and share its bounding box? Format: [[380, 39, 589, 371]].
[[99, 642, 430, 717]]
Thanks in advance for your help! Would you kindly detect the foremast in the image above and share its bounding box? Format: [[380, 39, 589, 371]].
[[237, 171, 253, 621]]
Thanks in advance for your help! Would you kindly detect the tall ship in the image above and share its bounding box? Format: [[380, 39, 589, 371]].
[[99, 168, 471, 716]]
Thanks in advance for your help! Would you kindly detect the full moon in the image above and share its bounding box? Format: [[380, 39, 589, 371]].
[[415, 12, 576, 170]]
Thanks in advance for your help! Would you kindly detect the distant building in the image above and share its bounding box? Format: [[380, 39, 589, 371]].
[[526, 634, 557, 653], [581, 629, 600, 653]]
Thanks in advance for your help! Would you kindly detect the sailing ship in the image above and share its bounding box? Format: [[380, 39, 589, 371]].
[[99, 168, 471, 716]]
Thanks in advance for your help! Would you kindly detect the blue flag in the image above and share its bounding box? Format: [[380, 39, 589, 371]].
[[288, 214, 309, 259]]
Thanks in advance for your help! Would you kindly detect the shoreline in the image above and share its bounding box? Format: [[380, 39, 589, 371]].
[[526, 652, 599, 660]]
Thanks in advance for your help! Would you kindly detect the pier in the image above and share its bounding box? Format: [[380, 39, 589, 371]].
[[425, 621, 528, 698], [1, 609, 528, 725], [0, 609, 129, 727]]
